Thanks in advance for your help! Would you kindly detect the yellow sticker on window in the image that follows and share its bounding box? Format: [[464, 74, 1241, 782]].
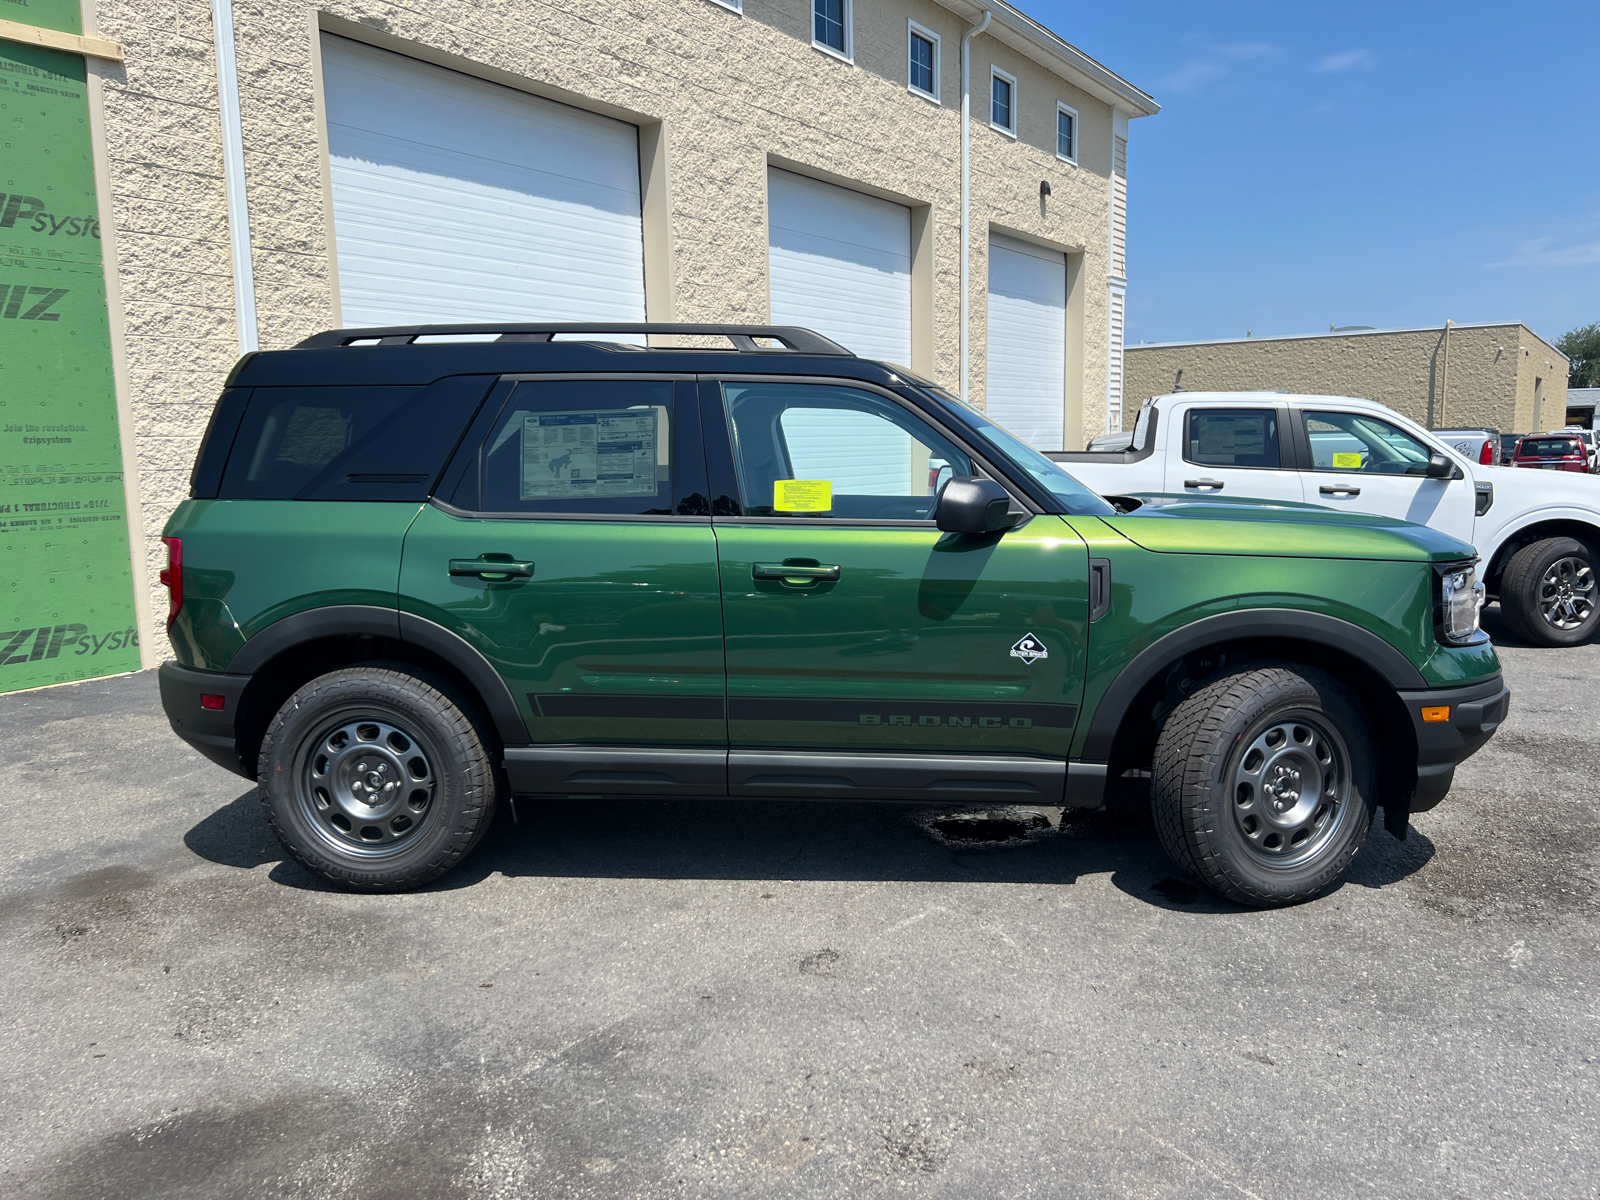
[[773, 479, 832, 512], [1331, 452, 1363, 469]]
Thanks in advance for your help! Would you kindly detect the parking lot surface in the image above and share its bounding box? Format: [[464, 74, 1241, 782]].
[[2, 611, 1597, 1200]]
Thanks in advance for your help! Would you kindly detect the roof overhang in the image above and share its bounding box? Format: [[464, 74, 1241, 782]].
[[933, 1, 1159, 117]]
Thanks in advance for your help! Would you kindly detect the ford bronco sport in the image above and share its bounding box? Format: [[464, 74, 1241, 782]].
[[159, 323, 1508, 906]]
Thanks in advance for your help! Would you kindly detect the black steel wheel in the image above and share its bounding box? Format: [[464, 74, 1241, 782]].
[[1152, 663, 1376, 907], [259, 665, 499, 891], [1500, 537, 1598, 647]]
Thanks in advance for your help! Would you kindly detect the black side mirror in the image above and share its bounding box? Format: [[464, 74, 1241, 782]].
[[1425, 452, 1454, 479], [936, 476, 1015, 534]]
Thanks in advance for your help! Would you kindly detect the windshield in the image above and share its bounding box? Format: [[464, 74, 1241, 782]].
[[923, 388, 1114, 516]]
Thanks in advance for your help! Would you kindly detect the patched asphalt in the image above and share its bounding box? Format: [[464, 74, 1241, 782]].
[[1, 609, 1596, 1199]]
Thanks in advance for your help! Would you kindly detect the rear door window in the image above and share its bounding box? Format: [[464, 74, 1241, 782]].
[[217, 377, 495, 500], [1184, 409, 1281, 468], [458, 378, 708, 516]]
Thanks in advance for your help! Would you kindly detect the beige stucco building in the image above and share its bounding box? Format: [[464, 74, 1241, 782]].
[[1125, 323, 1569, 440], [45, 0, 1156, 664]]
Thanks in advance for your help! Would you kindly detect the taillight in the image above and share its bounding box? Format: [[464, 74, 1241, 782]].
[[1479, 440, 1494, 465], [159, 536, 183, 629]]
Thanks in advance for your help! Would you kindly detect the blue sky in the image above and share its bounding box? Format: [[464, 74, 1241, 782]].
[[1027, 0, 1599, 349]]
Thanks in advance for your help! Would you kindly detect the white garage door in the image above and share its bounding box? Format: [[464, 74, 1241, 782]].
[[986, 234, 1067, 449], [767, 169, 912, 365], [320, 35, 645, 328]]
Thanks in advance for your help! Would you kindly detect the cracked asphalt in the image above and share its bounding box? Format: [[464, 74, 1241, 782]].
[[2, 608, 1597, 1199]]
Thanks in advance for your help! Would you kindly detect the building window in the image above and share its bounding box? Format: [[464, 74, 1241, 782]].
[[990, 67, 1016, 135], [1056, 103, 1077, 162], [813, 0, 850, 59], [908, 22, 939, 101]]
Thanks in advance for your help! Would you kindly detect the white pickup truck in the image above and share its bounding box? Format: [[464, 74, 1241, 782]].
[[1046, 391, 1600, 647]]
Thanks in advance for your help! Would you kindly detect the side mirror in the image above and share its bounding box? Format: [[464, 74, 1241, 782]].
[[936, 476, 1015, 534], [1425, 452, 1454, 479]]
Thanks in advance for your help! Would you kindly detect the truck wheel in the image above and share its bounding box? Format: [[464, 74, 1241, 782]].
[[258, 665, 500, 892], [1499, 537, 1598, 647], [1152, 664, 1375, 907]]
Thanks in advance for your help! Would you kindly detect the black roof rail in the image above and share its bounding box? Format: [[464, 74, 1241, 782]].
[[292, 323, 854, 355]]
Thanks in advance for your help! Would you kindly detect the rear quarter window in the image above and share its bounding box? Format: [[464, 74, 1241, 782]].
[[215, 376, 495, 501]]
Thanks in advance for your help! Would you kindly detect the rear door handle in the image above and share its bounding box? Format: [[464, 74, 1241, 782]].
[[1183, 478, 1224, 491], [753, 562, 840, 584], [1318, 485, 1362, 497], [449, 557, 534, 579]]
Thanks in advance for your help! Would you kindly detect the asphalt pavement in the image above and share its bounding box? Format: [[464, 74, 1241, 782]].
[[2, 609, 1597, 1199]]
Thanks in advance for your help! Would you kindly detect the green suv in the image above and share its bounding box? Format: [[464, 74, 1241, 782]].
[[159, 323, 1508, 906]]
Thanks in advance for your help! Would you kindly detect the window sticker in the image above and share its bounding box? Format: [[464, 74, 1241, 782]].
[[1331, 452, 1363, 469], [521, 411, 657, 499], [1193, 415, 1267, 461], [773, 479, 832, 512]]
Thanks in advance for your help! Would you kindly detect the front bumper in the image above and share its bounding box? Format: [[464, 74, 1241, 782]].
[[158, 661, 253, 778], [1397, 674, 1510, 812]]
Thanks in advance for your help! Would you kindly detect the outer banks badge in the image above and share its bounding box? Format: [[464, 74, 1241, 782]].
[[1009, 633, 1048, 665]]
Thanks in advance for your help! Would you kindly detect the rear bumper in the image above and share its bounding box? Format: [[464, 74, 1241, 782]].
[[1397, 675, 1509, 812], [158, 661, 253, 778]]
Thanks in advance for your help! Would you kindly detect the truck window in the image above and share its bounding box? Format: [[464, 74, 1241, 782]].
[[1184, 409, 1281, 469], [1304, 411, 1432, 475]]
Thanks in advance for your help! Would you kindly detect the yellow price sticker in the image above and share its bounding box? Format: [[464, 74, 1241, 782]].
[[1331, 452, 1363, 469], [774, 479, 832, 512]]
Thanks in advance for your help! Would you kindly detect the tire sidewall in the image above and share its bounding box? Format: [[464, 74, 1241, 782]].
[[1185, 668, 1375, 904], [260, 667, 494, 889], [1508, 537, 1598, 647]]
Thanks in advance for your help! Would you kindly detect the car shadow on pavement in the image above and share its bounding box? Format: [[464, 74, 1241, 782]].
[[182, 788, 1436, 912]]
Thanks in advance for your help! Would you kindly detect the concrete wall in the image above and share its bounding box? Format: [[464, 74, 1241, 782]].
[[1125, 323, 1569, 437], [86, 0, 1137, 659]]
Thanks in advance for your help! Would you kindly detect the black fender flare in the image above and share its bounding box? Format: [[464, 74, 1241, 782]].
[[1080, 608, 1427, 762], [229, 604, 528, 748]]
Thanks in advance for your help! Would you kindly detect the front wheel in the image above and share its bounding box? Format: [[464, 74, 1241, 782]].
[[258, 665, 500, 891], [1499, 537, 1599, 647], [1152, 664, 1376, 907]]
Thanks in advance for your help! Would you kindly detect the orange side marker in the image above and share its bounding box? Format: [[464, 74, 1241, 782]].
[[1420, 706, 1450, 723]]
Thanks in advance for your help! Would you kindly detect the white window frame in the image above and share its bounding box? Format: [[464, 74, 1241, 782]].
[[1055, 101, 1078, 164], [906, 20, 940, 103], [706, 0, 742, 11], [811, 0, 853, 64], [989, 66, 1017, 137]]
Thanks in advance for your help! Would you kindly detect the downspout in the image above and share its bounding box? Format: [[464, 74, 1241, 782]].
[[1437, 319, 1452, 428], [959, 8, 992, 401], [211, 0, 257, 353]]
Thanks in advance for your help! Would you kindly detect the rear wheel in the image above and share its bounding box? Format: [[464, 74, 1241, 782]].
[[258, 665, 500, 891], [1499, 537, 1599, 647], [1152, 664, 1375, 907]]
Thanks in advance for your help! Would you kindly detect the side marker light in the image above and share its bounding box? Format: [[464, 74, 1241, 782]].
[[1420, 706, 1450, 723]]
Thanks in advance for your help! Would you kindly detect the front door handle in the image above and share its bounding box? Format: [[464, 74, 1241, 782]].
[[753, 562, 841, 585], [1318, 485, 1362, 497], [1183, 478, 1224, 491], [449, 557, 534, 579]]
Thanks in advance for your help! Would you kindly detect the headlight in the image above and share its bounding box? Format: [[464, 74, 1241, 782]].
[[1437, 561, 1486, 645]]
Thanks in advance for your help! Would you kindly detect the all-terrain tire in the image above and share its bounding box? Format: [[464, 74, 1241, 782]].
[[1152, 663, 1376, 907], [258, 665, 500, 891], [1499, 536, 1599, 647]]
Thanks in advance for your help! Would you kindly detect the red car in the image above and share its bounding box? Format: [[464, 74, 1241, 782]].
[[1512, 434, 1590, 472]]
